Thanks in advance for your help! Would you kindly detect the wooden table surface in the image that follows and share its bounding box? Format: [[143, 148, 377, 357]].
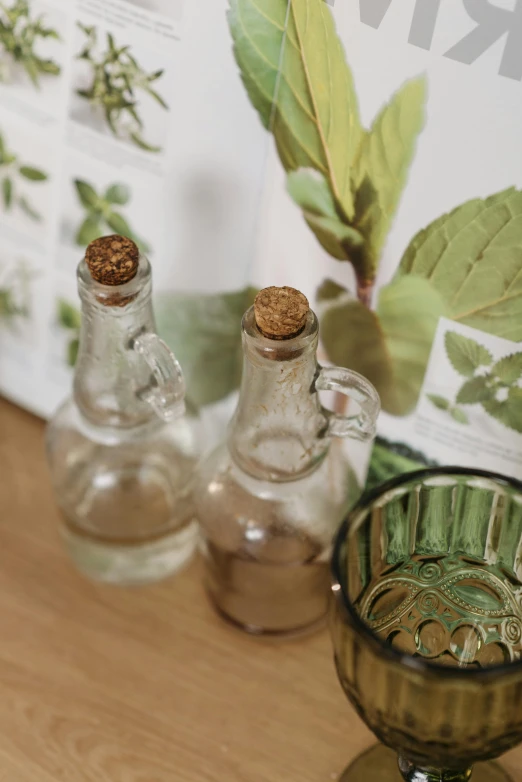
[[1, 396, 521, 782]]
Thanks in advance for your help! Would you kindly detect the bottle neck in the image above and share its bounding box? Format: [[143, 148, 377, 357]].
[[73, 258, 159, 429], [228, 308, 329, 482]]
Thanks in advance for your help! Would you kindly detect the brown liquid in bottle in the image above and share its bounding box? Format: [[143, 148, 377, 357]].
[[204, 536, 331, 636]]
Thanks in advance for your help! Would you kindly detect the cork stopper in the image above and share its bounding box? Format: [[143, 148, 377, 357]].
[[85, 235, 139, 286], [254, 286, 309, 340]]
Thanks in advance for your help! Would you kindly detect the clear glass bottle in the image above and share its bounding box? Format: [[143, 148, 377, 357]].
[[46, 236, 199, 585], [195, 287, 380, 637]]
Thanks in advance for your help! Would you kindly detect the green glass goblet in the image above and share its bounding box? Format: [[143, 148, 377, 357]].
[[330, 468, 522, 782]]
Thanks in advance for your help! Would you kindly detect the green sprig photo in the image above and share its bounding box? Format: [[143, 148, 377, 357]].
[[0, 0, 61, 88], [56, 298, 80, 367], [0, 259, 33, 323], [75, 23, 168, 153], [73, 178, 150, 253], [0, 128, 47, 220], [427, 331, 522, 434]]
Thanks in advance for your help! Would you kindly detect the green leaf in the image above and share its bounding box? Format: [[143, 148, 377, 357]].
[[287, 169, 364, 260], [427, 394, 450, 411], [39, 28, 60, 40], [450, 407, 469, 425], [353, 77, 427, 281], [77, 87, 94, 99], [492, 352, 522, 385], [2, 176, 12, 209], [68, 338, 80, 367], [317, 279, 347, 302], [129, 131, 161, 153], [482, 387, 522, 434], [228, 0, 363, 222], [148, 68, 164, 82], [105, 210, 134, 237], [18, 165, 47, 181], [104, 183, 130, 205], [22, 56, 39, 87], [456, 375, 495, 405], [0, 132, 6, 162], [76, 215, 102, 247], [145, 86, 168, 110], [57, 299, 81, 330], [444, 331, 493, 378], [287, 169, 339, 218], [302, 212, 364, 261], [18, 196, 40, 221], [77, 22, 95, 36], [319, 275, 447, 416], [74, 179, 99, 209], [397, 188, 522, 341], [156, 287, 258, 407], [36, 58, 61, 76]]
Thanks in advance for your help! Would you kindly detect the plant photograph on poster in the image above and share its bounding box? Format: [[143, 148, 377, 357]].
[[69, 21, 171, 153], [0, 0, 66, 115]]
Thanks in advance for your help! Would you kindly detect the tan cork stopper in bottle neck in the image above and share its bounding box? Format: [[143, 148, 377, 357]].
[[254, 286, 309, 340], [85, 235, 139, 286]]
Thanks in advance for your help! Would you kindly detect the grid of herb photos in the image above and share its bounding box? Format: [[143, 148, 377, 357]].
[[0, 0, 268, 427]]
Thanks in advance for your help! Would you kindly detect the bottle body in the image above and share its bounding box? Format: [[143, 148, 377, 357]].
[[47, 401, 198, 584], [46, 244, 199, 584], [196, 303, 380, 636], [197, 440, 359, 635]]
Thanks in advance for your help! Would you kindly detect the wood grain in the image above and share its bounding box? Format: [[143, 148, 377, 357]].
[[0, 396, 521, 781]]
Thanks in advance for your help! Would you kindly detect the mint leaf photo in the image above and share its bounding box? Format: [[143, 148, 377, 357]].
[[492, 352, 522, 385], [444, 331, 493, 378]]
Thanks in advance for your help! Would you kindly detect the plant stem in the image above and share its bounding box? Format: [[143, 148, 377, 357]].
[[356, 278, 374, 309]]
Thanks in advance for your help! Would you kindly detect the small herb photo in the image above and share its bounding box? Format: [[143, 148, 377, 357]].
[[55, 297, 80, 367], [0, 123, 50, 233], [69, 21, 170, 153], [0, 256, 34, 327], [59, 156, 155, 264], [0, 0, 65, 106], [121, 0, 184, 21]]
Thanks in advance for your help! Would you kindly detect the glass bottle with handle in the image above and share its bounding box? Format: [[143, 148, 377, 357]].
[[195, 286, 380, 637], [46, 235, 199, 585]]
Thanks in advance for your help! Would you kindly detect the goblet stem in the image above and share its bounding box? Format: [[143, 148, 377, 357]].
[[398, 756, 473, 781]]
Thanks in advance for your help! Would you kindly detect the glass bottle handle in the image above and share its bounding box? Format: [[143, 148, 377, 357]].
[[315, 366, 380, 442], [132, 333, 186, 422]]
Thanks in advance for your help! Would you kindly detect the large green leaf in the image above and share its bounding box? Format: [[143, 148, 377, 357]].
[[492, 352, 522, 385], [444, 331, 493, 378], [397, 188, 522, 340], [156, 287, 258, 408], [319, 275, 447, 415], [353, 78, 426, 280], [228, 0, 362, 221]]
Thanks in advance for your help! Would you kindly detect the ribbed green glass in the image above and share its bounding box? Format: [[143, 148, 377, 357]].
[[331, 468, 522, 782]]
